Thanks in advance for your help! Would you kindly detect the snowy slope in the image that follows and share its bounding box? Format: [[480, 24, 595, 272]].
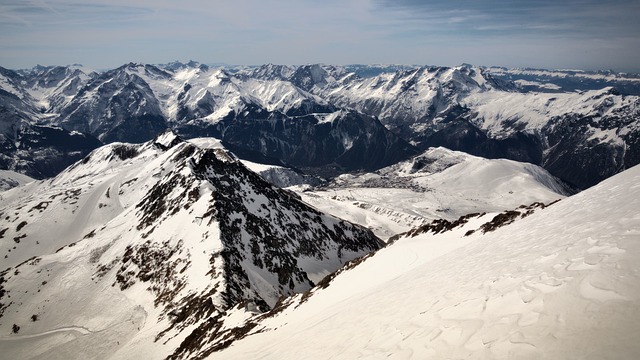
[[0, 67, 39, 130], [242, 64, 350, 92], [299, 147, 569, 240], [213, 164, 640, 359], [240, 160, 323, 188], [0, 66, 100, 180], [189, 137, 324, 189], [314, 64, 508, 136], [167, 66, 333, 125], [21, 64, 97, 112], [289, 63, 640, 188], [0, 67, 32, 102], [56, 63, 169, 142], [0, 132, 382, 359], [463, 87, 640, 140], [42, 64, 415, 176], [247, 63, 501, 137], [60, 63, 333, 129], [0, 170, 34, 191]]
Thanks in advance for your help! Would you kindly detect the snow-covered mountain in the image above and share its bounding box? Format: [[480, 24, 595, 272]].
[[169, 67, 327, 122], [0, 65, 104, 179], [0, 170, 33, 191], [316, 64, 512, 137], [459, 87, 640, 188], [487, 66, 640, 95], [298, 146, 571, 240], [0, 61, 637, 359], [18, 63, 414, 176], [241, 64, 350, 92], [0, 124, 102, 179], [55, 63, 170, 143], [208, 163, 640, 359], [0, 131, 383, 359], [244, 64, 510, 136], [2, 62, 640, 188], [238, 158, 324, 188], [18, 64, 97, 112], [266, 63, 639, 189]]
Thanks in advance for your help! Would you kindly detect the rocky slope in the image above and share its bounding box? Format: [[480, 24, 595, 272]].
[[55, 63, 170, 143], [0, 66, 102, 179], [0, 131, 383, 359], [5, 63, 416, 176]]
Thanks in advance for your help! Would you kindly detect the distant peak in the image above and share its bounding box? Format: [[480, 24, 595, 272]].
[[153, 129, 184, 150]]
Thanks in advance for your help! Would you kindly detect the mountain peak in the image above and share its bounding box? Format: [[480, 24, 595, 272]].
[[0, 137, 383, 357], [152, 129, 183, 150]]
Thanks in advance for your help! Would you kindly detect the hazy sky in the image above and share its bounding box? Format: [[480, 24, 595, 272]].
[[2, 0, 639, 71]]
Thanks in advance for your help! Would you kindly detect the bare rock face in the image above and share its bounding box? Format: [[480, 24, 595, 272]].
[[57, 63, 169, 143], [202, 109, 419, 178]]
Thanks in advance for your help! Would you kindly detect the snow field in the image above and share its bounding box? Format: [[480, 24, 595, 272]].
[[216, 165, 640, 359], [299, 147, 567, 241]]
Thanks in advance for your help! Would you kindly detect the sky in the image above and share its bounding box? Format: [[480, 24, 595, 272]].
[[1, 0, 639, 72]]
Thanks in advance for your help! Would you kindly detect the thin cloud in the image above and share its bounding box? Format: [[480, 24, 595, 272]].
[[374, 0, 640, 38], [1, 0, 639, 71]]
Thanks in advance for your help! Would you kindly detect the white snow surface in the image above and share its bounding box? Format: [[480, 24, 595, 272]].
[[299, 147, 568, 240], [0, 72, 27, 100], [158, 67, 329, 123], [513, 79, 562, 90], [0, 170, 34, 191], [463, 87, 637, 139], [318, 65, 493, 126], [23, 65, 95, 112], [214, 164, 640, 359]]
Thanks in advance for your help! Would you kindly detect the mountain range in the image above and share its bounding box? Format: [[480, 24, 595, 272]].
[[0, 58, 638, 357], [1, 62, 639, 188]]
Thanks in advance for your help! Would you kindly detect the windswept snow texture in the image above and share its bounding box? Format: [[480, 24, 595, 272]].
[[214, 164, 640, 360], [299, 147, 569, 240], [0, 132, 382, 359]]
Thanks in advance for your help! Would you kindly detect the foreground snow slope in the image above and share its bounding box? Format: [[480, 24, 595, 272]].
[[216, 165, 640, 359]]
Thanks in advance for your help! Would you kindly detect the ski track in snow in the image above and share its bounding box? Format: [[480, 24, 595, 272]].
[[0, 325, 94, 340], [63, 176, 115, 242], [0, 304, 147, 360]]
